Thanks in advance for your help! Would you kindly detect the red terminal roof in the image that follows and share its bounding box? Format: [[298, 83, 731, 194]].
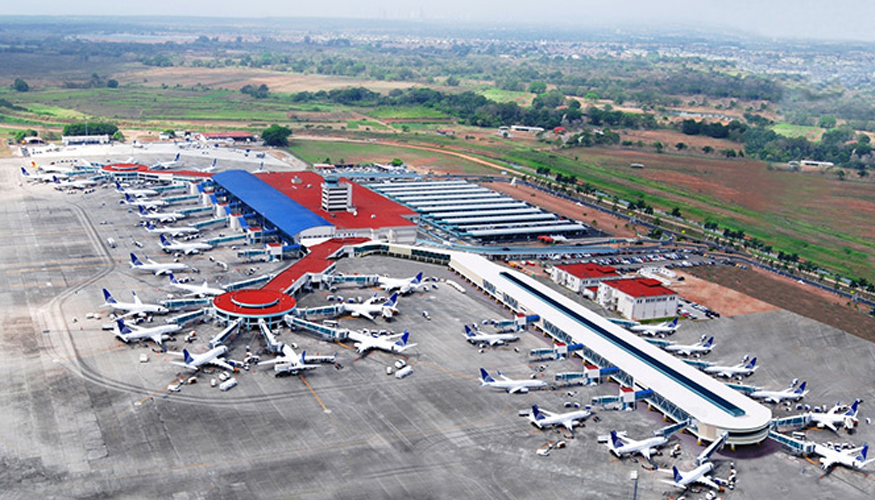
[[557, 262, 620, 280], [601, 278, 676, 298], [262, 237, 370, 294], [257, 171, 417, 231], [102, 163, 214, 178], [212, 289, 296, 317], [199, 131, 255, 139]]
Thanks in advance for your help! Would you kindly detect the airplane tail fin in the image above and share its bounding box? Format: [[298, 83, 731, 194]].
[[138, 205, 148, 215], [610, 430, 623, 449], [183, 349, 194, 365], [116, 318, 132, 334], [174, 153, 180, 161], [464, 325, 475, 338], [125, 193, 135, 203], [846, 400, 860, 417], [159, 234, 170, 246], [102, 288, 116, 303], [531, 405, 545, 421], [169, 273, 178, 284], [395, 330, 410, 347], [672, 466, 683, 483], [795, 381, 807, 394], [115, 181, 123, 192], [130, 253, 143, 267], [857, 444, 869, 462], [479, 368, 494, 383], [745, 357, 757, 370], [413, 272, 423, 284], [384, 292, 399, 308], [703, 336, 714, 348], [668, 318, 678, 328], [131, 290, 142, 305], [20, 167, 29, 176]]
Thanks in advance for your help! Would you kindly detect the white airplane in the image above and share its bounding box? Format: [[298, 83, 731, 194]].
[[750, 380, 808, 404], [197, 159, 217, 173], [807, 400, 861, 432], [143, 222, 198, 237], [129, 253, 189, 276], [30, 160, 74, 174], [20, 167, 56, 183], [549, 234, 568, 243], [342, 293, 399, 321], [151, 153, 181, 170], [378, 272, 427, 294], [101, 288, 168, 317], [168, 346, 237, 371], [528, 404, 591, 432], [663, 335, 714, 357], [159, 234, 212, 255], [463, 325, 519, 346], [346, 329, 416, 355], [814, 442, 874, 471], [628, 318, 679, 336], [605, 429, 675, 462], [116, 181, 158, 197], [113, 318, 180, 348], [138, 205, 185, 223], [124, 193, 168, 209], [53, 175, 97, 190], [661, 463, 721, 491], [703, 355, 757, 378], [167, 273, 224, 297], [258, 344, 320, 374], [479, 368, 546, 394]]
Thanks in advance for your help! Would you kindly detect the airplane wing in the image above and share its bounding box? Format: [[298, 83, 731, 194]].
[[360, 311, 375, 321], [508, 385, 526, 394], [538, 408, 556, 418], [209, 357, 236, 371], [694, 475, 720, 490], [562, 419, 576, 432], [149, 334, 166, 346], [640, 448, 652, 461], [822, 421, 839, 433]]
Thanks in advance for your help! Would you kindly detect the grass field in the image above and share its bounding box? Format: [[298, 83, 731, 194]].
[[346, 119, 389, 131], [478, 88, 534, 105], [367, 106, 450, 120], [771, 122, 824, 140]]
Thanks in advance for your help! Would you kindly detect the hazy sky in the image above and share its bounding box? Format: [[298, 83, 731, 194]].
[[8, 0, 875, 42]]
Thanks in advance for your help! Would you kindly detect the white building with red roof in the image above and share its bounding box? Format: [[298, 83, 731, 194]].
[[596, 278, 677, 321], [551, 262, 622, 295]]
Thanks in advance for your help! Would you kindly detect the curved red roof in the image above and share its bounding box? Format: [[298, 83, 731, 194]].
[[213, 289, 296, 317]]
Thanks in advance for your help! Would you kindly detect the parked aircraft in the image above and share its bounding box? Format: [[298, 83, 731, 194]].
[[463, 325, 519, 346], [479, 368, 546, 394], [53, 175, 97, 190], [143, 222, 198, 237], [807, 400, 861, 433], [115, 181, 157, 197], [813, 442, 874, 471], [197, 159, 217, 173], [661, 463, 720, 491], [124, 193, 168, 209], [549, 234, 568, 243], [703, 355, 757, 378], [168, 346, 236, 371], [258, 343, 320, 375], [20, 167, 56, 183], [528, 404, 591, 432], [750, 380, 808, 404], [101, 288, 168, 317], [604, 429, 675, 462], [347, 330, 416, 355], [129, 253, 188, 276], [378, 272, 427, 294], [167, 273, 224, 297], [138, 205, 185, 223], [628, 318, 679, 336], [114, 318, 180, 348], [159, 234, 212, 255], [663, 335, 714, 357], [151, 153, 180, 170], [30, 160, 73, 174], [342, 293, 399, 321]]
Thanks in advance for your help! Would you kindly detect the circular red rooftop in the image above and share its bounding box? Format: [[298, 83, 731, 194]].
[[213, 289, 296, 317], [103, 163, 150, 173]]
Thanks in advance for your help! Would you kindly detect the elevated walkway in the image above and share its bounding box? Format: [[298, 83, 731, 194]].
[[767, 430, 815, 455], [164, 194, 200, 204], [204, 234, 246, 246], [191, 216, 228, 229], [224, 274, 273, 291], [165, 308, 208, 326], [209, 318, 242, 349], [160, 297, 212, 310], [179, 206, 214, 217], [284, 314, 349, 341]]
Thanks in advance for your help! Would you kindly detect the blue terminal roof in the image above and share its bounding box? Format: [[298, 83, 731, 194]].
[[212, 170, 332, 239]]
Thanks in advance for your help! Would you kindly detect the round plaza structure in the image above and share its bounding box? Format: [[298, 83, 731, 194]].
[[212, 289, 296, 329]]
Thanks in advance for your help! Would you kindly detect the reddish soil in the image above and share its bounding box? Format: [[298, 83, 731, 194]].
[[688, 266, 875, 341], [484, 181, 640, 239], [671, 271, 777, 317]]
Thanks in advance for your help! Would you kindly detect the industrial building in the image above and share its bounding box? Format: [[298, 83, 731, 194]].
[[366, 180, 589, 243], [596, 278, 678, 321], [550, 262, 622, 296]]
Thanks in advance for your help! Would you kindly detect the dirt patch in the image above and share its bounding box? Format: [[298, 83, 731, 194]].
[[688, 266, 875, 341], [671, 271, 777, 317], [484, 181, 639, 239]]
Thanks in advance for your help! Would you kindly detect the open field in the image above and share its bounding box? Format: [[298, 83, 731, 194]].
[[771, 122, 824, 141], [689, 265, 875, 340], [477, 88, 534, 105]]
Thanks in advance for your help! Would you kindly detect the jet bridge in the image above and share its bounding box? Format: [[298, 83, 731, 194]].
[[725, 382, 760, 395], [209, 318, 242, 348], [258, 318, 284, 354], [656, 419, 691, 438], [770, 414, 813, 430], [160, 297, 212, 311], [554, 365, 619, 387], [492, 314, 540, 333], [179, 206, 214, 217], [529, 342, 583, 361], [190, 216, 228, 229], [696, 431, 728, 463], [284, 314, 349, 341], [291, 304, 345, 319], [204, 234, 246, 246], [767, 430, 815, 455], [153, 184, 187, 193], [224, 274, 273, 291], [165, 308, 208, 326], [164, 194, 200, 204], [323, 274, 380, 287]]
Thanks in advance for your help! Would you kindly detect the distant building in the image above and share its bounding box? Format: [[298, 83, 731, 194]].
[[596, 278, 677, 321], [510, 125, 545, 133], [551, 263, 621, 297], [197, 131, 257, 143], [799, 160, 834, 168], [62, 135, 110, 146]]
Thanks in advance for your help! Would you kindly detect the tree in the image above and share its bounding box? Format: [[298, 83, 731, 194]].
[[112, 130, 125, 142], [675, 142, 687, 151], [670, 207, 682, 218], [528, 81, 547, 94], [162, 129, 176, 138], [62, 122, 118, 136], [262, 124, 292, 147], [12, 78, 29, 92], [653, 141, 664, 153], [13, 129, 37, 143], [445, 76, 460, 87], [818, 116, 837, 129], [390, 158, 404, 166], [107, 79, 119, 88], [702, 145, 714, 154]]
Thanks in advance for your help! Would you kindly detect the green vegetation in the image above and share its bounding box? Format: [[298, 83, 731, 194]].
[[771, 122, 823, 140], [62, 122, 118, 136], [262, 124, 292, 147], [346, 119, 388, 130]]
